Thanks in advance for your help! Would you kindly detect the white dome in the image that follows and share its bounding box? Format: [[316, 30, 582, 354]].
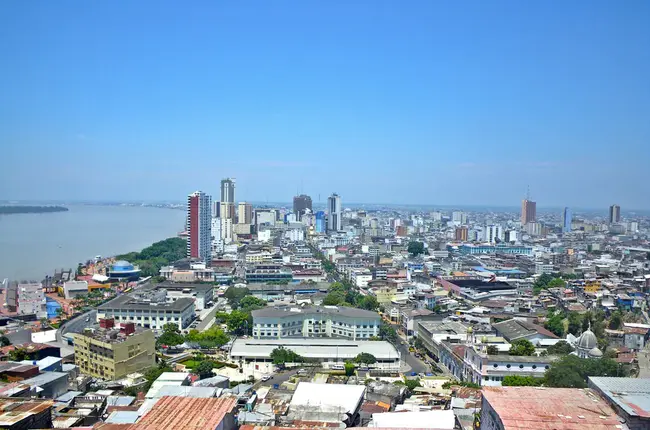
[[577, 329, 597, 350], [588, 347, 603, 358]]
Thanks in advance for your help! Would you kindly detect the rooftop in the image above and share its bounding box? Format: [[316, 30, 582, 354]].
[[231, 338, 400, 361], [98, 294, 195, 312], [291, 382, 366, 414], [132, 396, 236, 429], [482, 386, 623, 429], [0, 399, 54, 427], [492, 318, 559, 341], [252, 305, 380, 319], [589, 376, 650, 419]]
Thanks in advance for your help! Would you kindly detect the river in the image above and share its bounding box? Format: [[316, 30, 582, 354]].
[[0, 205, 186, 282]]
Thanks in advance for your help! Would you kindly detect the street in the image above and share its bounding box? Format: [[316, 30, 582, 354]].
[[394, 336, 430, 374]]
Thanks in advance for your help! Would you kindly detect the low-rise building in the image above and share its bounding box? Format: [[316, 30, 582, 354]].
[[154, 282, 214, 311], [97, 291, 195, 330], [251, 305, 381, 340], [0, 398, 54, 429], [230, 338, 400, 371], [61, 281, 89, 299], [481, 386, 623, 430], [73, 319, 156, 380], [588, 377, 650, 430]]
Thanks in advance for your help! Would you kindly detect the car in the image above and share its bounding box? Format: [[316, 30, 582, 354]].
[[261, 375, 272, 381], [297, 368, 307, 375]]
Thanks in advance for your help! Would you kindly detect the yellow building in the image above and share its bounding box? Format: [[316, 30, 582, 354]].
[[73, 320, 155, 380], [374, 286, 398, 304], [584, 280, 601, 293]]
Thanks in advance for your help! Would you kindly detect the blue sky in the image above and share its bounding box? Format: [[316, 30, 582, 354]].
[[1, 1, 649, 209]]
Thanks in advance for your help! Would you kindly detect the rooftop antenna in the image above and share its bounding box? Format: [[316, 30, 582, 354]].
[[526, 185, 530, 201]]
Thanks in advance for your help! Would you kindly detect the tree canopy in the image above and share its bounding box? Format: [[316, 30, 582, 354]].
[[407, 241, 425, 256], [546, 340, 574, 355], [379, 322, 398, 343], [270, 347, 304, 366], [185, 326, 229, 348], [195, 360, 218, 379], [239, 296, 267, 312], [502, 375, 544, 386], [544, 355, 624, 388], [354, 353, 377, 364], [116, 237, 187, 277], [224, 287, 252, 309], [508, 339, 535, 356], [544, 312, 566, 337], [157, 323, 185, 347]]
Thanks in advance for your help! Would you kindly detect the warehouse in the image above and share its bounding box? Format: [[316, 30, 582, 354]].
[[229, 338, 400, 373]]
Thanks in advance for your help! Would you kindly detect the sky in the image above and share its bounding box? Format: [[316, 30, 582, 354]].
[[1, 1, 649, 209]]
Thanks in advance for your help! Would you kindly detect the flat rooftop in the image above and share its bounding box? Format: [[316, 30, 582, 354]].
[[231, 338, 399, 361], [252, 305, 380, 319], [98, 294, 194, 312]]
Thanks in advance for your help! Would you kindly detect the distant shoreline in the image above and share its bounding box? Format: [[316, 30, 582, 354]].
[[0, 205, 69, 215]]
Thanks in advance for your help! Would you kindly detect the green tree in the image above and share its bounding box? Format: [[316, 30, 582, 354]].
[[379, 322, 398, 343], [223, 286, 251, 309], [184, 326, 229, 348], [609, 310, 623, 330], [544, 313, 565, 337], [544, 355, 624, 388], [357, 295, 379, 311], [567, 312, 583, 336], [226, 310, 252, 335], [344, 361, 356, 376], [414, 337, 425, 351], [404, 378, 421, 391], [239, 296, 267, 312], [546, 340, 574, 355], [323, 291, 345, 306], [0, 336, 10, 347], [354, 353, 377, 364], [502, 375, 543, 386], [162, 323, 180, 333], [547, 278, 566, 289], [486, 345, 499, 355], [8, 348, 29, 361], [407, 241, 425, 256], [270, 347, 303, 366], [532, 273, 554, 294], [195, 360, 217, 379], [509, 339, 535, 356]]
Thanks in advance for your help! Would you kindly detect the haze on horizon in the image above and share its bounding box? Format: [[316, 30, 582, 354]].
[[1, 1, 649, 209]]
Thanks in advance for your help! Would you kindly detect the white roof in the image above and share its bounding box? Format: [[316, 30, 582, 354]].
[[290, 382, 365, 414], [92, 274, 109, 282], [369, 410, 455, 429], [231, 338, 399, 361], [156, 372, 190, 382]]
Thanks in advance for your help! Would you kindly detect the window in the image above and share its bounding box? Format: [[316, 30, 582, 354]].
[[545, 365, 550, 370], [519, 364, 524, 369], [493, 364, 498, 368], [532, 365, 537, 369], [506, 364, 511, 369]]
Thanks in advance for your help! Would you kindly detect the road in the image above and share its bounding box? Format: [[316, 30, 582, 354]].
[[394, 336, 429, 374], [253, 368, 300, 389], [196, 299, 226, 331]]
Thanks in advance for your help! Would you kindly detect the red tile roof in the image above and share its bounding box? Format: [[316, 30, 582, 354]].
[[482, 386, 622, 429]]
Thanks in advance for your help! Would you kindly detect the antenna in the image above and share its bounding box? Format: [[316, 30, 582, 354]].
[[526, 185, 530, 201]]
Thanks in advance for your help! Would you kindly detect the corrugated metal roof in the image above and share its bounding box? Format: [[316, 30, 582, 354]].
[[133, 396, 236, 430], [589, 376, 650, 419], [482, 386, 623, 429]]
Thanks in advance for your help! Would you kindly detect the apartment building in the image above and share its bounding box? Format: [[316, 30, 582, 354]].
[[73, 319, 155, 380], [251, 306, 381, 340]]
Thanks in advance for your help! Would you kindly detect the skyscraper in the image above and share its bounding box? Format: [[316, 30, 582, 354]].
[[609, 204, 621, 224], [220, 178, 235, 203], [562, 207, 572, 233], [237, 202, 253, 224], [293, 194, 312, 221], [327, 193, 342, 232], [521, 199, 537, 225], [315, 211, 326, 233], [187, 191, 212, 261]]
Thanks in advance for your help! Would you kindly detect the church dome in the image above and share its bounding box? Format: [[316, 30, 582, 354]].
[[588, 347, 603, 358], [577, 329, 597, 350]]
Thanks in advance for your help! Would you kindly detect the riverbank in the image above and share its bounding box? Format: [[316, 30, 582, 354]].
[[0, 205, 68, 215]]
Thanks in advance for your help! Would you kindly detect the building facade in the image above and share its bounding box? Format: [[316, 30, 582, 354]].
[[520, 199, 536, 225], [97, 293, 195, 330], [237, 202, 253, 224], [327, 193, 342, 232], [73, 320, 156, 380], [315, 211, 326, 233], [251, 306, 381, 340], [220, 178, 236, 203], [293, 194, 312, 221], [562, 207, 572, 233], [609, 204, 621, 224], [187, 191, 212, 261]]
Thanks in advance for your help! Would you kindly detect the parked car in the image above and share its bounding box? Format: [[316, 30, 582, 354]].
[[261, 375, 272, 381]]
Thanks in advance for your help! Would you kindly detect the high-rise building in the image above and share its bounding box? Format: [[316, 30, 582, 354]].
[[219, 202, 235, 220], [327, 193, 342, 232], [293, 194, 312, 221], [562, 207, 572, 233], [220, 178, 236, 203], [609, 204, 621, 224], [452, 211, 467, 225], [315, 211, 326, 233], [237, 202, 253, 224], [521, 199, 537, 225], [485, 225, 504, 243], [455, 226, 469, 241], [187, 191, 212, 261]]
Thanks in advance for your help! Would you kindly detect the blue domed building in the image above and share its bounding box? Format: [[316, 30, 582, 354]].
[[107, 260, 141, 281]]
